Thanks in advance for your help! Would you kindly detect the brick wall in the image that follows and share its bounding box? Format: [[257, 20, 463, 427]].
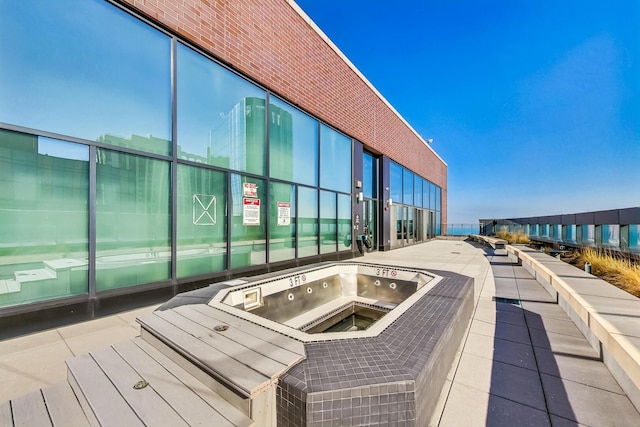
[[119, 0, 447, 224]]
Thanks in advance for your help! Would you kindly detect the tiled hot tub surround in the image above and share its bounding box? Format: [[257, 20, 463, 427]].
[[276, 270, 474, 427]]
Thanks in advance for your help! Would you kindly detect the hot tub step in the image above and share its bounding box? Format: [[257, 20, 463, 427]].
[[66, 337, 254, 427]]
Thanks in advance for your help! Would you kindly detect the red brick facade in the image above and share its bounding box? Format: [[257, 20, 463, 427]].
[[119, 0, 447, 224]]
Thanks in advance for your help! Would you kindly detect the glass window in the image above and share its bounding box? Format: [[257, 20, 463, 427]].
[[602, 224, 620, 247], [436, 211, 441, 235], [96, 149, 170, 291], [269, 97, 318, 186], [176, 165, 227, 278], [435, 186, 441, 212], [177, 43, 266, 174], [541, 224, 549, 238], [338, 194, 352, 251], [230, 175, 266, 268], [430, 183, 436, 209], [0, 0, 171, 155], [298, 187, 318, 257], [582, 224, 595, 245], [563, 225, 576, 242], [413, 175, 422, 208], [403, 169, 413, 206], [390, 162, 403, 204], [628, 225, 640, 251], [530, 224, 539, 237], [320, 191, 337, 254], [423, 179, 430, 209], [320, 125, 351, 193], [0, 130, 89, 307], [269, 182, 296, 263], [362, 153, 378, 199]]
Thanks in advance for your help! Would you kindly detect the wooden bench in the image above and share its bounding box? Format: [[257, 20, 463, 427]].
[[469, 234, 507, 249]]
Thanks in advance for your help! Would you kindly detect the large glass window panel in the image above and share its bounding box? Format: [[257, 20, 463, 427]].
[[230, 175, 266, 268], [269, 182, 296, 262], [298, 187, 318, 257], [176, 165, 227, 278], [338, 194, 352, 251], [423, 179, 430, 209], [628, 225, 640, 251], [269, 97, 318, 186], [177, 44, 266, 174], [602, 224, 620, 247], [320, 125, 351, 193], [320, 191, 337, 254], [435, 186, 441, 211], [0, 131, 89, 307], [0, 1, 171, 155], [413, 175, 422, 208], [362, 153, 378, 199], [390, 162, 403, 204], [403, 169, 414, 206], [96, 149, 170, 291], [436, 212, 441, 235], [430, 183, 436, 209]]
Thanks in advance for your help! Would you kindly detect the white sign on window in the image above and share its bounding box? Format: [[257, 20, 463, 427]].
[[193, 194, 216, 226], [277, 201, 291, 226], [243, 182, 258, 198], [243, 198, 261, 226]]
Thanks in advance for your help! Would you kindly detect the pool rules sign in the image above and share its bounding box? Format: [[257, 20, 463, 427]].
[[277, 201, 291, 226], [242, 198, 260, 226]]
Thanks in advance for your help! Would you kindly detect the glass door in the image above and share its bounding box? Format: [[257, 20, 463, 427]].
[[363, 199, 378, 250]]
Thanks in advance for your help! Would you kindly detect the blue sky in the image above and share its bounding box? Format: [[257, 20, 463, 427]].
[[295, 0, 640, 224]]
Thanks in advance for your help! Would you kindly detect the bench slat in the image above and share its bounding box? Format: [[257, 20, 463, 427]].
[[91, 346, 189, 427], [139, 312, 269, 396], [11, 391, 51, 427], [42, 382, 91, 427], [156, 309, 286, 380], [177, 305, 303, 369], [132, 337, 254, 427], [194, 304, 305, 356], [113, 339, 244, 426], [67, 353, 144, 427]]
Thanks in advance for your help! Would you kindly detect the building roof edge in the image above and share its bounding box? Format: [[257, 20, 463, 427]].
[[287, 0, 447, 167]]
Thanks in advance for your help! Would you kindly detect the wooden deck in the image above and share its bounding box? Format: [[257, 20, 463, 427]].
[[2, 304, 305, 426]]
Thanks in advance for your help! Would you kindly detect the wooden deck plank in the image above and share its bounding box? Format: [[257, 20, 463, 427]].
[[67, 353, 144, 427], [42, 382, 91, 427], [192, 304, 305, 356], [132, 337, 254, 427], [91, 346, 189, 427], [157, 309, 287, 379], [175, 305, 302, 372], [0, 401, 12, 427], [11, 391, 51, 427], [156, 309, 287, 379], [113, 339, 242, 426], [186, 305, 305, 365], [138, 313, 270, 396]]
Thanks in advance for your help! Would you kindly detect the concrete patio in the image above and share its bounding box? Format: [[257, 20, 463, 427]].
[[1, 239, 639, 426]]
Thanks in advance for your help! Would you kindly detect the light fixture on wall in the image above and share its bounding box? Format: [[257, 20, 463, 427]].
[[356, 192, 364, 203]]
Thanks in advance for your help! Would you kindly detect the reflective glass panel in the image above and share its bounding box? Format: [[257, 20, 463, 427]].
[[176, 165, 227, 278], [628, 225, 640, 251], [0, 130, 89, 307], [403, 169, 414, 206], [320, 191, 337, 254], [423, 179, 430, 209], [269, 182, 296, 262], [430, 183, 436, 209], [269, 97, 318, 186], [230, 175, 266, 268], [362, 153, 378, 199], [390, 162, 403, 204], [413, 175, 422, 208], [436, 212, 441, 235], [96, 149, 170, 290], [435, 186, 441, 211], [0, 0, 171, 155], [602, 224, 620, 247], [320, 125, 351, 193], [298, 187, 318, 257], [338, 194, 352, 251], [177, 44, 266, 174]]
